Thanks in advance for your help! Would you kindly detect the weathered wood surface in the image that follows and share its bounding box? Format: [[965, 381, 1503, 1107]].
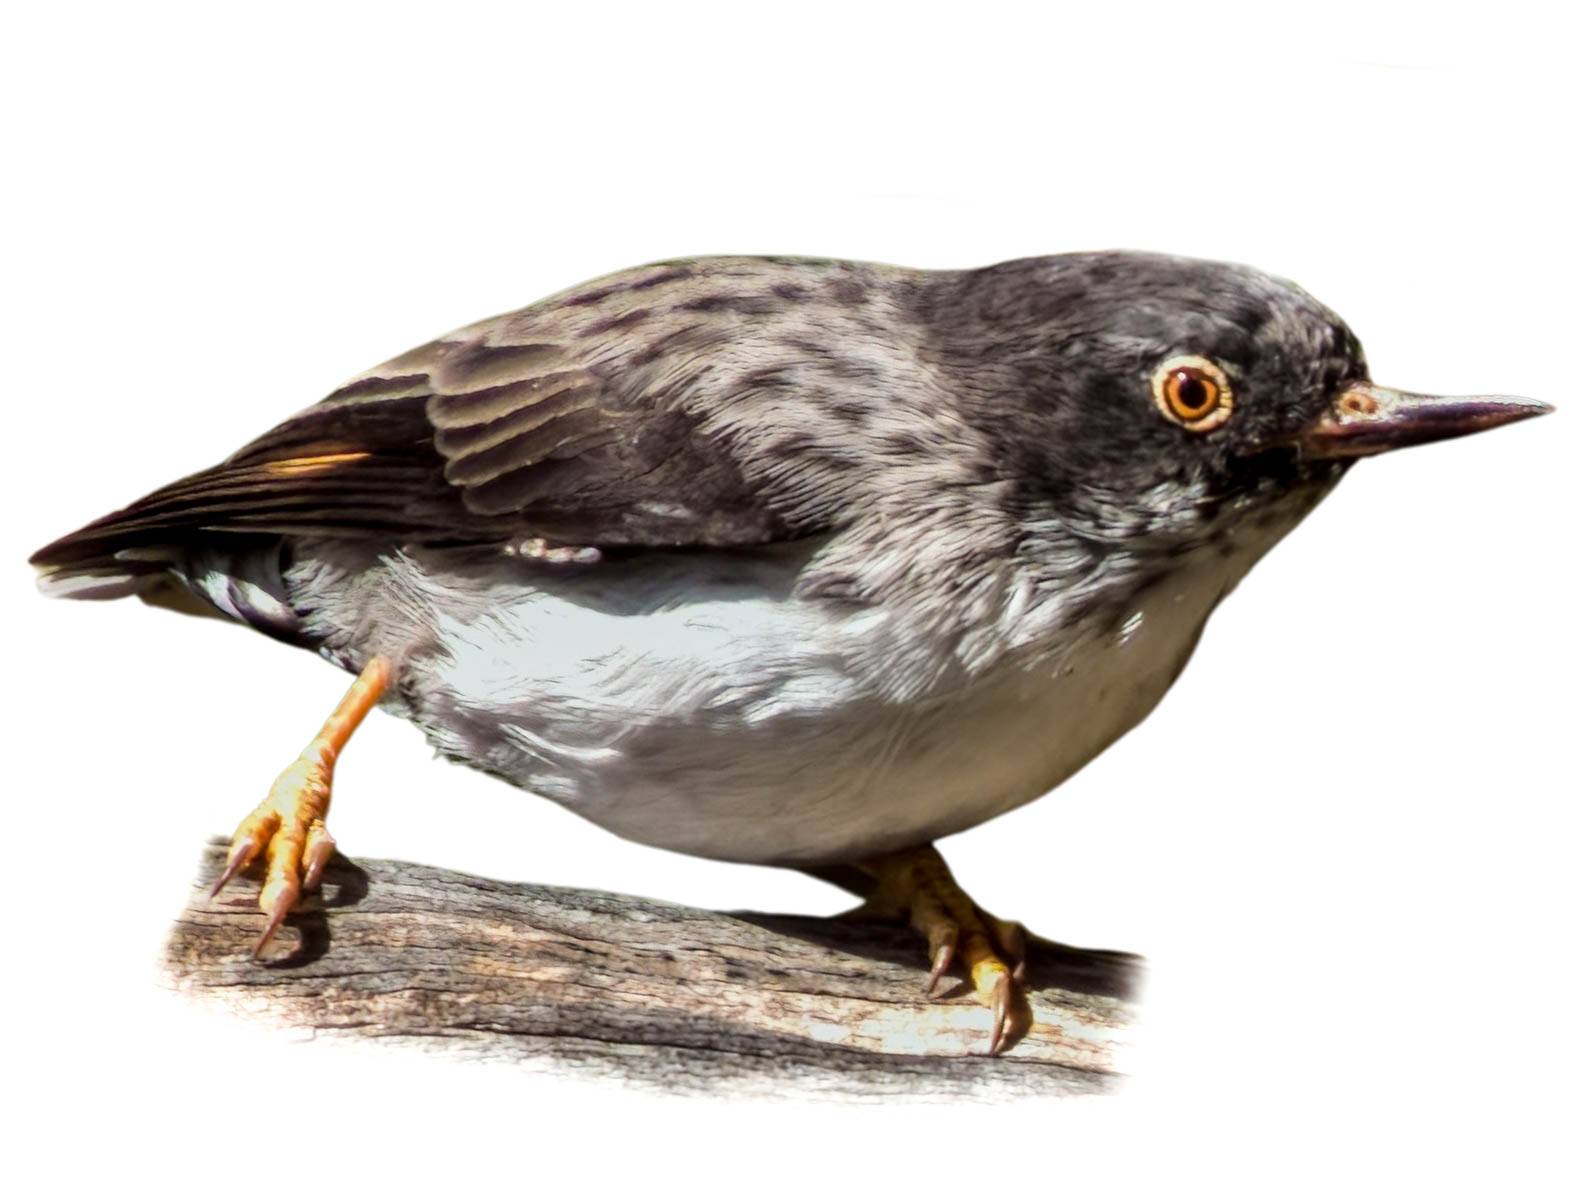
[[163, 839, 1141, 1100]]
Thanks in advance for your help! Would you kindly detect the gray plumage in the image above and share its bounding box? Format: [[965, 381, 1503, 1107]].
[[30, 252, 1545, 864]]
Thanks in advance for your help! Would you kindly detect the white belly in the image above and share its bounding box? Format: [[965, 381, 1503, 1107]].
[[297, 537, 1260, 866]]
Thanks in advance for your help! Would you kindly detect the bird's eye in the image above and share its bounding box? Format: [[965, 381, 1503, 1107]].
[[1151, 355, 1234, 432]]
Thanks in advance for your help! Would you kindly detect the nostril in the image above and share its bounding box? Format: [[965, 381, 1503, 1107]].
[[1338, 388, 1379, 417]]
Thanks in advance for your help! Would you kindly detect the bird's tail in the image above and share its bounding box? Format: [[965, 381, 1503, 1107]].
[[32, 512, 303, 640], [31, 536, 184, 602]]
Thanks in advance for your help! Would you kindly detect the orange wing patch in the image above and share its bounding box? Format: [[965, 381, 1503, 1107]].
[[260, 452, 373, 477]]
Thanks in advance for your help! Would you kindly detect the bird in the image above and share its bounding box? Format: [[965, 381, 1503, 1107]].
[[30, 251, 1550, 1054]]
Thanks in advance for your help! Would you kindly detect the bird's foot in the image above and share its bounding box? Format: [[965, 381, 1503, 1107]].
[[209, 745, 338, 957], [852, 844, 1029, 1055], [207, 656, 391, 957]]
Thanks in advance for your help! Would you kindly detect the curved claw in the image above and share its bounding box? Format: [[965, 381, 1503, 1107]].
[[988, 974, 1012, 1056], [208, 835, 262, 899], [216, 759, 329, 960], [301, 821, 337, 892], [207, 655, 388, 958], [925, 924, 958, 997], [854, 845, 1032, 1055], [252, 896, 294, 959]]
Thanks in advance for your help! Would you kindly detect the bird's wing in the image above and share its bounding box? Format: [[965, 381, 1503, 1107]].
[[34, 258, 931, 570]]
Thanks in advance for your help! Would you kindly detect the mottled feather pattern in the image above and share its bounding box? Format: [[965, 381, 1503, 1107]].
[[29, 251, 1391, 864], [33, 251, 1360, 674], [296, 256, 1039, 654], [320, 256, 989, 555]]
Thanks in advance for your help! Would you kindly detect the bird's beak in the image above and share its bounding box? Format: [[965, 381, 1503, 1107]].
[[1289, 381, 1553, 459]]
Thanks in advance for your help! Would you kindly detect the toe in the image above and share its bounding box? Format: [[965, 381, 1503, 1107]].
[[301, 819, 337, 891], [208, 807, 278, 898], [211, 756, 336, 957], [253, 819, 310, 956], [253, 879, 298, 958], [965, 949, 1017, 1055], [989, 915, 1028, 986], [207, 835, 260, 900], [849, 845, 1035, 1054]]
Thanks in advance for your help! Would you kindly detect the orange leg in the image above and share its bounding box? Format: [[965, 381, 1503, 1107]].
[[853, 844, 1028, 1055], [210, 656, 391, 955]]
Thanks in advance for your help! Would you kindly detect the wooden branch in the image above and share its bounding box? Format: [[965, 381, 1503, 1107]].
[[163, 839, 1141, 1100]]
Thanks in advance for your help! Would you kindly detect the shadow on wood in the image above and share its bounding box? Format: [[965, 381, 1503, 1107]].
[[163, 839, 1142, 1100]]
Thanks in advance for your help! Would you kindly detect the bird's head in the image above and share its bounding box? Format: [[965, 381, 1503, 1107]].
[[932, 252, 1552, 559]]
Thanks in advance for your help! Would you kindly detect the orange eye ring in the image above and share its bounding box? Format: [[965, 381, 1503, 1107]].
[[1151, 355, 1234, 432]]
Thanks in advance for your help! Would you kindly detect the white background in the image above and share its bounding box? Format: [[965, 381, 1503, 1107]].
[[4, 3, 1579, 1184]]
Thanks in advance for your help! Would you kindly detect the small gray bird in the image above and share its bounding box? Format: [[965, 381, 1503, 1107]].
[[31, 253, 1549, 1053]]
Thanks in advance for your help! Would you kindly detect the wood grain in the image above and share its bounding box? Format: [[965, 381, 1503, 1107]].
[[163, 840, 1141, 1100]]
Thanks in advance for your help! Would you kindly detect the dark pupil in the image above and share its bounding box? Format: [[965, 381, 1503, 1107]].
[[1174, 371, 1211, 412]]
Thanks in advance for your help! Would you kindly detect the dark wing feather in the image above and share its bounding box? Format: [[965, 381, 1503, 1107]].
[[33, 256, 1023, 633], [31, 257, 915, 572], [30, 378, 471, 569]]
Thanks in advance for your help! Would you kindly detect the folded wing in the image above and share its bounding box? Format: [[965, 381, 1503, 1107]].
[[30, 259, 871, 574]]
